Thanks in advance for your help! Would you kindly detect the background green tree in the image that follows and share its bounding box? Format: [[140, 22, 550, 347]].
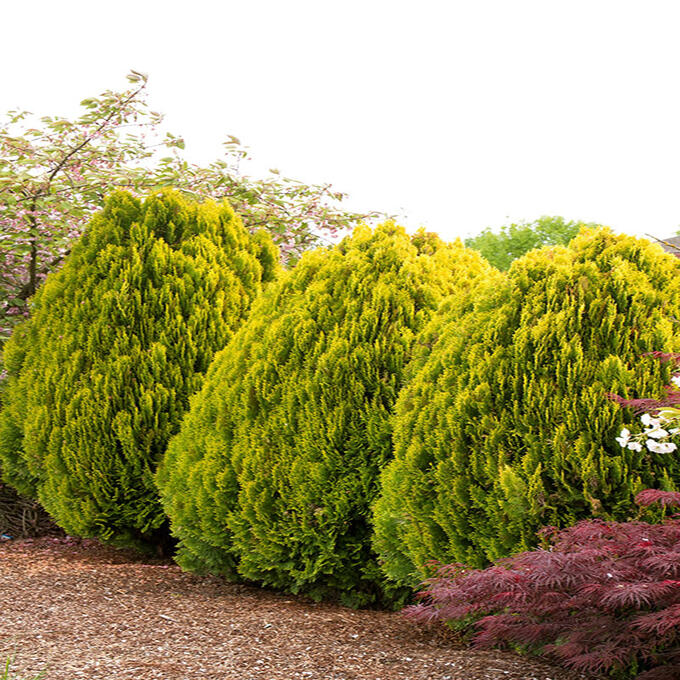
[[465, 216, 591, 271], [373, 228, 680, 587], [156, 224, 491, 606], [0, 190, 277, 550]]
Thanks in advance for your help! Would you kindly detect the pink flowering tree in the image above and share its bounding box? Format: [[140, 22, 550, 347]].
[[0, 70, 378, 343]]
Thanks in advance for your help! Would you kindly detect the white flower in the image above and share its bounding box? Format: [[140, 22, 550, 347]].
[[647, 440, 678, 454], [616, 428, 631, 447], [672, 375, 680, 389], [641, 413, 662, 428], [627, 442, 643, 452], [670, 428, 680, 435], [645, 428, 669, 440], [647, 439, 663, 453]]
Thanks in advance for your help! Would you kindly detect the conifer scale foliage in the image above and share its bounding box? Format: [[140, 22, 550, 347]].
[[0, 190, 277, 550], [373, 228, 680, 586], [156, 223, 490, 606]]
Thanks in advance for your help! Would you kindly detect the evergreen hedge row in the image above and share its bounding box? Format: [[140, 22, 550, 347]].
[[4, 200, 680, 610]]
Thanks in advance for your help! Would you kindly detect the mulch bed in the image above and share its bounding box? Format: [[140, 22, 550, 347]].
[[0, 537, 585, 680]]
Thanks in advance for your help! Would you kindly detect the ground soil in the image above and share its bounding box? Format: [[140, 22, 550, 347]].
[[0, 537, 586, 680]]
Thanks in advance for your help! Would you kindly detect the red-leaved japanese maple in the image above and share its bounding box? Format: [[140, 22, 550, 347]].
[[406, 490, 680, 679]]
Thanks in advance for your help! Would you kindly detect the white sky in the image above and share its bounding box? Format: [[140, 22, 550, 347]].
[[3, 0, 680, 242]]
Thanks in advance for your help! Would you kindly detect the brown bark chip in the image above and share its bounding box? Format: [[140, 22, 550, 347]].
[[0, 538, 583, 680]]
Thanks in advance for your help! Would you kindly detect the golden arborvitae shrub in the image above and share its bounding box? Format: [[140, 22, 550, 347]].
[[156, 223, 491, 605], [0, 190, 278, 550], [373, 228, 680, 587]]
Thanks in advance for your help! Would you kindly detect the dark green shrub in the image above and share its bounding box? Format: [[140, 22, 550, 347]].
[[156, 223, 491, 605], [0, 190, 277, 550], [373, 228, 680, 587]]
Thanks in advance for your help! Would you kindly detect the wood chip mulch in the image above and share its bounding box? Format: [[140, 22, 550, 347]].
[[0, 537, 586, 680]]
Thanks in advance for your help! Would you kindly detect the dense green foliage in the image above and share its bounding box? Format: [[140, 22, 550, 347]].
[[373, 228, 680, 587], [157, 223, 491, 606], [465, 216, 589, 270], [0, 190, 277, 549]]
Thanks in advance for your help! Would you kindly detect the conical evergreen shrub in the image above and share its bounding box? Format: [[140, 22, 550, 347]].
[[373, 228, 680, 587], [0, 190, 278, 550], [156, 222, 491, 605]]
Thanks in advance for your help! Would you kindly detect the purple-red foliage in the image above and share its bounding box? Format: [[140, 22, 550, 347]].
[[406, 491, 680, 679], [608, 385, 680, 415], [643, 352, 680, 363], [636, 489, 680, 509]]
